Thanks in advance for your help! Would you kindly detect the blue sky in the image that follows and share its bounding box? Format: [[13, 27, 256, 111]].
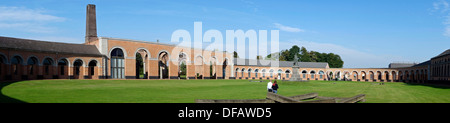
[[0, 0, 449, 68]]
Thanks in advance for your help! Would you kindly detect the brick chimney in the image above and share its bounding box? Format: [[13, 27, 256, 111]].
[[85, 4, 98, 44]]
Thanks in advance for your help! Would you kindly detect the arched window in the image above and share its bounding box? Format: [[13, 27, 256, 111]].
[[89, 60, 97, 76], [269, 69, 274, 78], [319, 71, 324, 79], [0, 55, 5, 75], [58, 59, 68, 76], [310, 71, 316, 79], [254, 69, 259, 78], [241, 68, 245, 77], [11, 56, 23, 75], [73, 59, 83, 76], [262, 69, 266, 78], [248, 68, 252, 78], [235, 68, 239, 78], [27, 57, 38, 75], [302, 70, 307, 78], [43, 58, 53, 75], [285, 70, 291, 78], [111, 48, 125, 79]]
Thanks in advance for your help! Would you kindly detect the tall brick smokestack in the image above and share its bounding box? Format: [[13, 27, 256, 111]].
[[86, 4, 98, 44]]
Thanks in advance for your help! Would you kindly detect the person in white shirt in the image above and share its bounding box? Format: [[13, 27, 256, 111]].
[[267, 80, 273, 92]]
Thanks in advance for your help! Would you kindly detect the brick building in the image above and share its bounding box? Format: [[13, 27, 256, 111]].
[[0, 4, 448, 83]]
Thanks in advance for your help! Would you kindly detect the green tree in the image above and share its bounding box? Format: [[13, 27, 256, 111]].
[[135, 53, 144, 78], [180, 62, 186, 75], [287, 45, 300, 61], [267, 46, 344, 68], [299, 46, 311, 62], [256, 55, 263, 60], [233, 51, 239, 58]]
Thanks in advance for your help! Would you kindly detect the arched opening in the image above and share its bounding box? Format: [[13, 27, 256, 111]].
[[310, 70, 316, 80], [352, 71, 358, 81], [209, 58, 216, 79], [361, 71, 367, 80], [241, 68, 245, 79], [369, 71, 374, 81], [195, 56, 204, 79], [377, 71, 382, 81], [27, 57, 39, 78], [415, 70, 419, 82], [43, 58, 54, 77], [235, 68, 239, 79], [248, 68, 252, 79], [158, 51, 169, 79], [328, 71, 333, 80], [392, 71, 397, 81], [343, 71, 349, 81], [270, 69, 274, 79], [302, 70, 307, 79], [277, 69, 283, 80], [73, 59, 83, 79], [11, 56, 23, 77], [285, 70, 291, 79], [111, 48, 125, 79], [88, 60, 97, 79], [222, 59, 228, 79], [405, 71, 410, 80], [335, 71, 341, 80], [384, 71, 390, 81], [420, 69, 424, 81], [255, 69, 259, 78], [262, 69, 266, 79], [0, 55, 6, 80], [58, 59, 69, 78], [178, 53, 187, 79], [135, 49, 148, 79], [319, 71, 324, 80]]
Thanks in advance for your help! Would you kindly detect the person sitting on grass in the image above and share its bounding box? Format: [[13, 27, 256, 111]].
[[272, 80, 279, 94], [267, 80, 273, 92]]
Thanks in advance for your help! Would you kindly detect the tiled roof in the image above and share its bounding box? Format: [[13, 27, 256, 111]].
[[432, 49, 450, 59], [388, 63, 416, 68], [0, 36, 103, 56]]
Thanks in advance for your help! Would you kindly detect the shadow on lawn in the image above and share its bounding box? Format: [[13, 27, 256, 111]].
[[404, 82, 450, 89], [0, 81, 26, 103]]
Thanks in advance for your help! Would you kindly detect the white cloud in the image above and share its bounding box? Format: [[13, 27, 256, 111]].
[[433, 0, 450, 37], [433, 0, 449, 12], [444, 26, 450, 37], [273, 23, 305, 33], [0, 6, 65, 33]]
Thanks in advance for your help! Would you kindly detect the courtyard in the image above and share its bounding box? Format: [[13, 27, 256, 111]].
[[0, 79, 449, 103]]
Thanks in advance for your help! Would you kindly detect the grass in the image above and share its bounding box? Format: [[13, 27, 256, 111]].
[[1, 79, 449, 103]]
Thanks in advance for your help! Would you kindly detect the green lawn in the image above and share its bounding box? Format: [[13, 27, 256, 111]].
[[1, 79, 449, 103]]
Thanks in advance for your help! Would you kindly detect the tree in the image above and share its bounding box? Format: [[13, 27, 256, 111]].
[[288, 45, 300, 61], [279, 50, 290, 61], [267, 45, 344, 68], [233, 51, 239, 58], [299, 46, 311, 62], [256, 55, 263, 60], [180, 62, 186, 75]]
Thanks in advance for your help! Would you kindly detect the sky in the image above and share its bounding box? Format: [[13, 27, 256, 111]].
[[0, 0, 449, 68]]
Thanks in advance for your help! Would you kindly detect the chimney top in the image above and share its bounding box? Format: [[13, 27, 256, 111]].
[[86, 4, 98, 44]]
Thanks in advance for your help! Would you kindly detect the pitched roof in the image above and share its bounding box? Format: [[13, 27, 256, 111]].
[[0, 36, 102, 56], [233, 58, 329, 68], [388, 63, 416, 68], [432, 49, 450, 59]]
